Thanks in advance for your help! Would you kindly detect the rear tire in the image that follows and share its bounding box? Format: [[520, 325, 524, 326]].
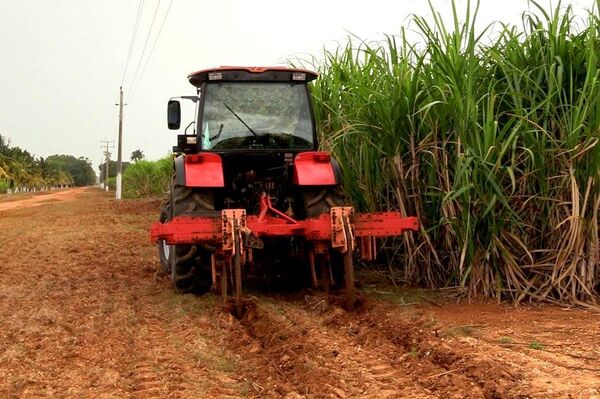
[[303, 187, 345, 218], [158, 200, 171, 274], [162, 175, 215, 294]]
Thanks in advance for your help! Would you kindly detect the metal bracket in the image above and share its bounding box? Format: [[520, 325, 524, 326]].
[[222, 209, 247, 255], [360, 236, 377, 261], [170, 95, 200, 103], [330, 206, 355, 254]]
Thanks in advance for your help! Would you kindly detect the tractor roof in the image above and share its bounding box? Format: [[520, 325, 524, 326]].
[[187, 66, 318, 87]]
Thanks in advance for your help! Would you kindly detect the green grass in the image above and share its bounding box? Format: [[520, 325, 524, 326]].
[[301, 0, 600, 305], [528, 341, 544, 350], [192, 346, 238, 373], [445, 324, 480, 337], [103, 156, 172, 198], [422, 316, 438, 329], [498, 336, 513, 345], [122, 157, 172, 199], [365, 286, 440, 306], [408, 346, 420, 357]]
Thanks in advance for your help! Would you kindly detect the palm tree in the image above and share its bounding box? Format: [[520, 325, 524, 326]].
[[130, 149, 144, 162], [0, 151, 14, 192], [0, 154, 9, 178], [0, 164, 9, 180], [0, 135, 83, 192]]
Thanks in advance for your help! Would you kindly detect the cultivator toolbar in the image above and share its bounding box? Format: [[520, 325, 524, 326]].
[[151, 195, 418, 314]]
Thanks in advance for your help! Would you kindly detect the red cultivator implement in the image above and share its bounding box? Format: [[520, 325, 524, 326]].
[[152, 193, 418, 313]]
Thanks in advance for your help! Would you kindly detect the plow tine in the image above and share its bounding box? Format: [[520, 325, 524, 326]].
[[342, 216, 355, 310], [220, 259, 228, 305], [234, 219, 243, 317], [309, 251, 318, 290], [343, 249, 355, 310], [211, 255, 217, 290]]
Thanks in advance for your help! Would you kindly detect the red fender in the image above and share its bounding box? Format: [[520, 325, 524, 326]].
[[183, 153, 224, 187], [293, 151, 337, 186]]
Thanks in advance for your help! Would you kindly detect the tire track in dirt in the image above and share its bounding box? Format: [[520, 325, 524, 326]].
[[123, 284, 245, 399], [127, 313, 189, 399]]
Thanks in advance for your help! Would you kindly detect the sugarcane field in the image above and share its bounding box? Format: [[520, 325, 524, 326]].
[[1, 1, 600, 398]]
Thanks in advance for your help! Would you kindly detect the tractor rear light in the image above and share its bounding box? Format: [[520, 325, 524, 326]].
[[294, 152, 332, 163], [314, 153, 331, 162], [292, 73, 306, 81], [208, 72, 222, 80], [186, 136, 197, 144], [185, 152, 223, 165], [186, 154, 204, 163]]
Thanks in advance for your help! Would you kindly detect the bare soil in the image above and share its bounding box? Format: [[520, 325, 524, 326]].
[[0, 188, 598, 398], [0, 188, 84, 211]]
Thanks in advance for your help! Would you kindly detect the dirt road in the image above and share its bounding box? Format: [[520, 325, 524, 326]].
[[0, 188, 86, 212], [0, 188, 598, 398]]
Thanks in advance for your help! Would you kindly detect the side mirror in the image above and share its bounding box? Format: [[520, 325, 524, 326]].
[[167, 100, 181, 130]]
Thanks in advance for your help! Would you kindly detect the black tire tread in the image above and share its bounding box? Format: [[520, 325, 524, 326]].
[[163, 174, 214, 294]]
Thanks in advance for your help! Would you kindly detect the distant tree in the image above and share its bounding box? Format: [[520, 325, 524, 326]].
[[46, 155, 96, 186], [0, 135, 92, 191], [130, 149, 144, 162]]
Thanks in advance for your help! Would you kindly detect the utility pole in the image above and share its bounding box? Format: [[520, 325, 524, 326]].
[[100, 140, 114, 191], [115, 86, 125, 200]]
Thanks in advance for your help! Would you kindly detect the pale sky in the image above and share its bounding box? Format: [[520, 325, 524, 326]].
[[0, 0, 596, 173]]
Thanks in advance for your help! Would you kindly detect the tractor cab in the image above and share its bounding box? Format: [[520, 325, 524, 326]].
[[168, 67, 319, 154]]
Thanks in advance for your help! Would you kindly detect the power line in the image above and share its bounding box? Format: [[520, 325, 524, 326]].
[[121, 0, 145, 86], [128, 0, 174, 101], [127, 0, 162, 97]]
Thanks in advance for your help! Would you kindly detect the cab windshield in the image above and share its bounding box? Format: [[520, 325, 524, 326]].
[[200, 82, 314, 150]]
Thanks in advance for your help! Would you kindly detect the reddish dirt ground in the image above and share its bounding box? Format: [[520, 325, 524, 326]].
[[0, 188, 598, 398], [0, 188, 85, 212]]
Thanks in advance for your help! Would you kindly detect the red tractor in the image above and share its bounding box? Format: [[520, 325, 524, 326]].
[[151, 67, 418, 314]]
